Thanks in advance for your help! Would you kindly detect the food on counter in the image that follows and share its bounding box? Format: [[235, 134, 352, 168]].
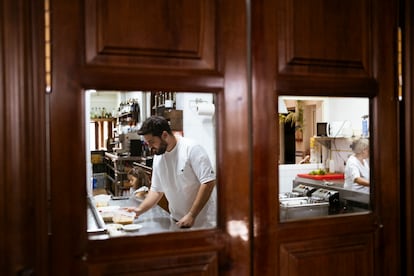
[[308, 169, 326, 175], [94, 194, 111, 207], [97, 206, 120, 222], [101, 212, 113, 222], [112, 210, 135, 225]]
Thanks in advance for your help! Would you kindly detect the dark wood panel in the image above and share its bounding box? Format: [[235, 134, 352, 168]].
[[86, 252, 218, 276], [0, 0, 48, 275], [84, 0, 218, 72], [280, 234, 373, 276], [276, 0, 375, 93], [50, 0, 87, 275], [403, 0, 414, 274], [251, 0, 279, 275]]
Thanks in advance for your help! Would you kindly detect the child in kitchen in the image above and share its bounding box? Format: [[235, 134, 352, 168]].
[[344, 138, 370, 193], [127, 167, 149, 198]]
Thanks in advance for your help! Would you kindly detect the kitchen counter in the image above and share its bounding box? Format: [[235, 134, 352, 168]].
[[276, 176, 371, 221], [294, 176, 370, 208], [87, 196, 211, 240]]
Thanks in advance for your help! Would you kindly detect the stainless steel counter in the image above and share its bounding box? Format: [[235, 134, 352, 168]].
[[293, 177, 370, 208], [88, 196, 211, 240]]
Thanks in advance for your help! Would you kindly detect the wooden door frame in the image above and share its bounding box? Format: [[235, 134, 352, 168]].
[[0, 0, 48, 274], [402, 0, 414, 274]]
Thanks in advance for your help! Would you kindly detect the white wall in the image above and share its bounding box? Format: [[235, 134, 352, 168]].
[[179, 93, 216, 170], [89, 91, 119, 117], [323, 98, 369, 136], [282, 96, 369, 136]]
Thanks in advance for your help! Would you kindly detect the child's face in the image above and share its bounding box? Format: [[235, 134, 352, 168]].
[[128, 174, 139, 189]]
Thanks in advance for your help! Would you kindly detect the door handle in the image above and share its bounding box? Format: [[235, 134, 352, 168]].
[[374, 216, 384, 229]]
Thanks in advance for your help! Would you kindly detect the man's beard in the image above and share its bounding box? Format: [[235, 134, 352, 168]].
[[155, 139, 168, 155]]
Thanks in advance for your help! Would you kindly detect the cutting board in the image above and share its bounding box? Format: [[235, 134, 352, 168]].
[[297, 173, 344, 180]]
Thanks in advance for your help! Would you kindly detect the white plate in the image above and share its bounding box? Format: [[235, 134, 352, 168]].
[[106, 223, 124, 231], [122, 224, 143, 232]]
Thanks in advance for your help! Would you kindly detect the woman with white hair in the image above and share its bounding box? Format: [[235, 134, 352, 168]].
[[344, 138, 370, 193]]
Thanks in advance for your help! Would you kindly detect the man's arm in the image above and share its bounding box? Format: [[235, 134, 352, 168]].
[[354, 177, 369, 187], [127, 190, 164, 216], [176, 180, 216, 228]]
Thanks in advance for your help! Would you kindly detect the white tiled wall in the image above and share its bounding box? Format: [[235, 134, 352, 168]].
[[279, 163, 324, 193]]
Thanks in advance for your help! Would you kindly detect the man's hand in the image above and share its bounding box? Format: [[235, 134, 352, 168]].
[[176, 212, 195, 228], [123, 207, 141, 217]]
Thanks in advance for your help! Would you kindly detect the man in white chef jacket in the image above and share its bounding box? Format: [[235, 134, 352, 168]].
[[129, 115, 216, 228]]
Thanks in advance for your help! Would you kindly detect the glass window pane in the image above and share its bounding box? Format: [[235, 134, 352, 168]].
[[278, 96, 370, 221], [86, 90, 217, 238]]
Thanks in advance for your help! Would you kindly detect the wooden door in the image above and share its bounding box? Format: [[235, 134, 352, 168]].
[[251, 0, 400, 275], [1, 0, 404, 275], [49, 0, 250, 275], [403, 0, 414, 274], [0, 0, 48, 275]]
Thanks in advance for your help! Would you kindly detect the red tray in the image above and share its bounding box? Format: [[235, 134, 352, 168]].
[[297, 173, 344, 180]]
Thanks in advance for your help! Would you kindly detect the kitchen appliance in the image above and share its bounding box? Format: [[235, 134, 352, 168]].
[[279, 192, 301, 199], [317, 122, 328, 136], [279, 185, 340, 220], [280, 197, 329, 220], [292, 184, 316, 196], [115, 132, 141, 155], [130, 139, 142, 156], [310, 188, 340, 213], [327, 121, 353, 138]]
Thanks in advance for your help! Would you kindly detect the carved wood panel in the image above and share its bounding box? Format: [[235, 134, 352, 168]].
[[276, 0, 376, 94], [280, 234, 373, 276], [84, 0, 218, 73], [86, 252, 218, 275]]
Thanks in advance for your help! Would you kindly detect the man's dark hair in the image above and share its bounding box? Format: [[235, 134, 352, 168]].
[[138, 116, 172, 136]]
